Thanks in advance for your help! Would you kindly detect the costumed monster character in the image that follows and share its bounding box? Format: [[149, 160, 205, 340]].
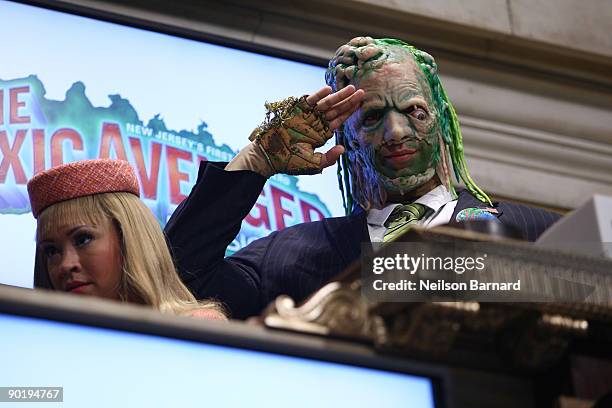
[[165, 37, 560, 319]]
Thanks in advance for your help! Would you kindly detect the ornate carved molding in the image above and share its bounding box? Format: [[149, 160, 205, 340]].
[[263, 281, 387, 343]]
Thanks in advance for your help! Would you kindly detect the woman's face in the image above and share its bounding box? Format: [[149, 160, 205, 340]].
[[38, 218, 123, 300]]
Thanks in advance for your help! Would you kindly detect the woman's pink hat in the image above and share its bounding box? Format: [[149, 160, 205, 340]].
[[27, 159, 140, 218]]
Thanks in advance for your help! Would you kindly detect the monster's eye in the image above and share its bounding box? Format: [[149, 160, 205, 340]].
[[362, 110, 383, 127], [405, 105, 428, 121]]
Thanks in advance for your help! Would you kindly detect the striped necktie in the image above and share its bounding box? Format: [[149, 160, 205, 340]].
[[383, 203, 431, 242]]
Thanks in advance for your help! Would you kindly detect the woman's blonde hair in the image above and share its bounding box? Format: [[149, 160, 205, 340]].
[[36, 192, 225, 319]]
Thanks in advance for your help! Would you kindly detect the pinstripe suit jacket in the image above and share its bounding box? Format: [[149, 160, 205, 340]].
[[165, 162, 560, 319]]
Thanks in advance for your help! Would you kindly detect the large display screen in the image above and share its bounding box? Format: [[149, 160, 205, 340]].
[[0, 313, 436, 407], [0, 1, 344, 288]]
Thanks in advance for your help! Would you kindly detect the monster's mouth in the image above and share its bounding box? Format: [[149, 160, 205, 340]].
[[382, 147, 417, 167]]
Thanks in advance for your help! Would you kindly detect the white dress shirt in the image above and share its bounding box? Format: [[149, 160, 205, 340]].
[[367, 185, 458, 242]]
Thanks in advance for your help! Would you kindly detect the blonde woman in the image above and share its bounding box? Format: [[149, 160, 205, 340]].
[[28, 159, 225, 320]]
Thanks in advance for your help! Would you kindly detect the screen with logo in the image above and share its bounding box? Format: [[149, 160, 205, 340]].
[[0, 1, 345, 288]]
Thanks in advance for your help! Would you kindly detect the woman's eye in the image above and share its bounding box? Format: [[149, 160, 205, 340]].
[[406, 106, 428, 121], [363, 110, 383, 127], [74, 233, 93, 247], [42, 246, 60, 258]]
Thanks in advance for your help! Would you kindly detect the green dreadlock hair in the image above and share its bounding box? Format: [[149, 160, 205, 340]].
[[325, 37, 491, 214]]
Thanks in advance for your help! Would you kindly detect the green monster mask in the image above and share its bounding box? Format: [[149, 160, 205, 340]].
[[325, 37, 490, 214]]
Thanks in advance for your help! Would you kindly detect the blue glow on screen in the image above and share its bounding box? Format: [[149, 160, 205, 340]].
[[0, 314, 435, 407], [0, 1, 343, 288]]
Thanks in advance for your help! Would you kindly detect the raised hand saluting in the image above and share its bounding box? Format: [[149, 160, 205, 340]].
[[226, 85, 364, 176]]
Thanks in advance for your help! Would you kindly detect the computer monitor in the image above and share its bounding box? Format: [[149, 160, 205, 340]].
[[0, 287, 438, 408]]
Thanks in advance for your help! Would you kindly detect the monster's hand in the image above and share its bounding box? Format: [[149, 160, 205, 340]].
[[227, 85, 363, 177], [250, 95, 334, 175]]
